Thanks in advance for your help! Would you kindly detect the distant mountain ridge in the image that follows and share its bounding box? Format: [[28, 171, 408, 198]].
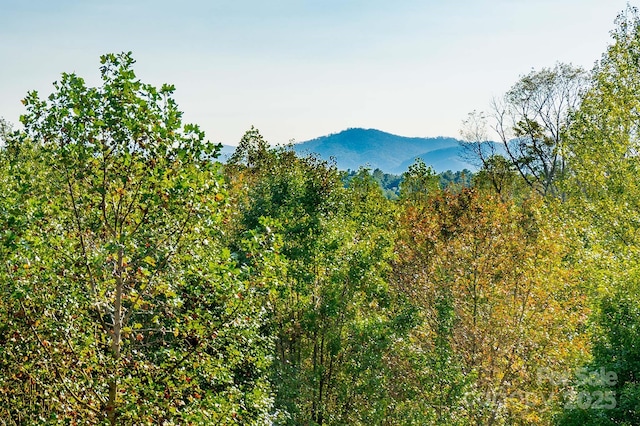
[[292, 128, 476, 174], [217, 144, 236, 160]]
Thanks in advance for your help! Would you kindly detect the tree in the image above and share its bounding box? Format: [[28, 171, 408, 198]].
[[0, 117, 12, 144], [225, 135, 413, 425], [391, 189, 590, 425], [399, 159, 439, 203], [0, 53, 274, 424], [439, 169, 473, 191], [559, 6, 640, 424], [565, 5, 640, 251], [462, 63, 588, 197], [227, 125, 269, 168], [470, 154, 536, 202]]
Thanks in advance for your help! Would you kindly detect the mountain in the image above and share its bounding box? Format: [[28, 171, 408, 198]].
[[396, 146, 476, 174], [217, 144, 236, 161], [292, 128, 476, 173]]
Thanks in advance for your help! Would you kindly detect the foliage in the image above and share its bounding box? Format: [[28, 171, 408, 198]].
[[5, 6, 640, 423], [0, 117, 13, 144], [462, 63, 587, 197], [341, 167, 473, 200], [225, 134, 414, 425], [228, 125, 269, 168], [0, 53, 274, 425], [471, 155, 532, 200], [558, 5, 640, 425], [399, 159, 440, 203], [439, 169, 473, 191], [391, 189, 590, 425]]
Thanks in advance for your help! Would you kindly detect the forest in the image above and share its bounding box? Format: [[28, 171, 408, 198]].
[[2, 6, 640, 426]]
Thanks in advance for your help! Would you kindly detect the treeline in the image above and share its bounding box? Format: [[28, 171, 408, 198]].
[[341, 168, 473, 200], [2, 6, 640, 426]]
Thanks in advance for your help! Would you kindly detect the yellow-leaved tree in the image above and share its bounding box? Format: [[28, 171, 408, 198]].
[[389, 187, 589, 425]]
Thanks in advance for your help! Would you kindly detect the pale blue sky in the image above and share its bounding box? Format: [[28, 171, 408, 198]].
[[0, 0, 632, 145]]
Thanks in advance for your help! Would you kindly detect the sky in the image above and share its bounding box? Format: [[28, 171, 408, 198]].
[[0, 0, 633, 146]]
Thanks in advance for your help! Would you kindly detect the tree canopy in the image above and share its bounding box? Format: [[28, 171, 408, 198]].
[[3, 5, 640, 424]]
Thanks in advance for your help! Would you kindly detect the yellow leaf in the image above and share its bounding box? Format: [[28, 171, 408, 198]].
[[143, 256, 156, 267]]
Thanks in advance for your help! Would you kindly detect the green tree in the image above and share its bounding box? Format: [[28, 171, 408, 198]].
[[228, 125, 269, 168], [225, 135, 413, 425], [399, 159, 439, 203], [439, 169, 473, 191], [472, 154, 525, 198], [559, 5, 640, 425], [0, 53, 274, 425]]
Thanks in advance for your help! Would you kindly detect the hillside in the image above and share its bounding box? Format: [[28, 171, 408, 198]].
[[217, 144, 236, 161], [292, 128, 475, 173]]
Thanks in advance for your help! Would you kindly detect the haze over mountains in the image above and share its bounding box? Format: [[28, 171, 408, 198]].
[[221, 128, 489, 173]]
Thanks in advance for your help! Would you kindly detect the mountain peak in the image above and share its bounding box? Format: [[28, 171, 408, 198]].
[[293, 128, 472, 173]]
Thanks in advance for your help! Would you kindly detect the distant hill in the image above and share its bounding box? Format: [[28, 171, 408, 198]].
[[217, 144, 236, 161], [396, 146, 475, 173], [292, 128, 477, 173]]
